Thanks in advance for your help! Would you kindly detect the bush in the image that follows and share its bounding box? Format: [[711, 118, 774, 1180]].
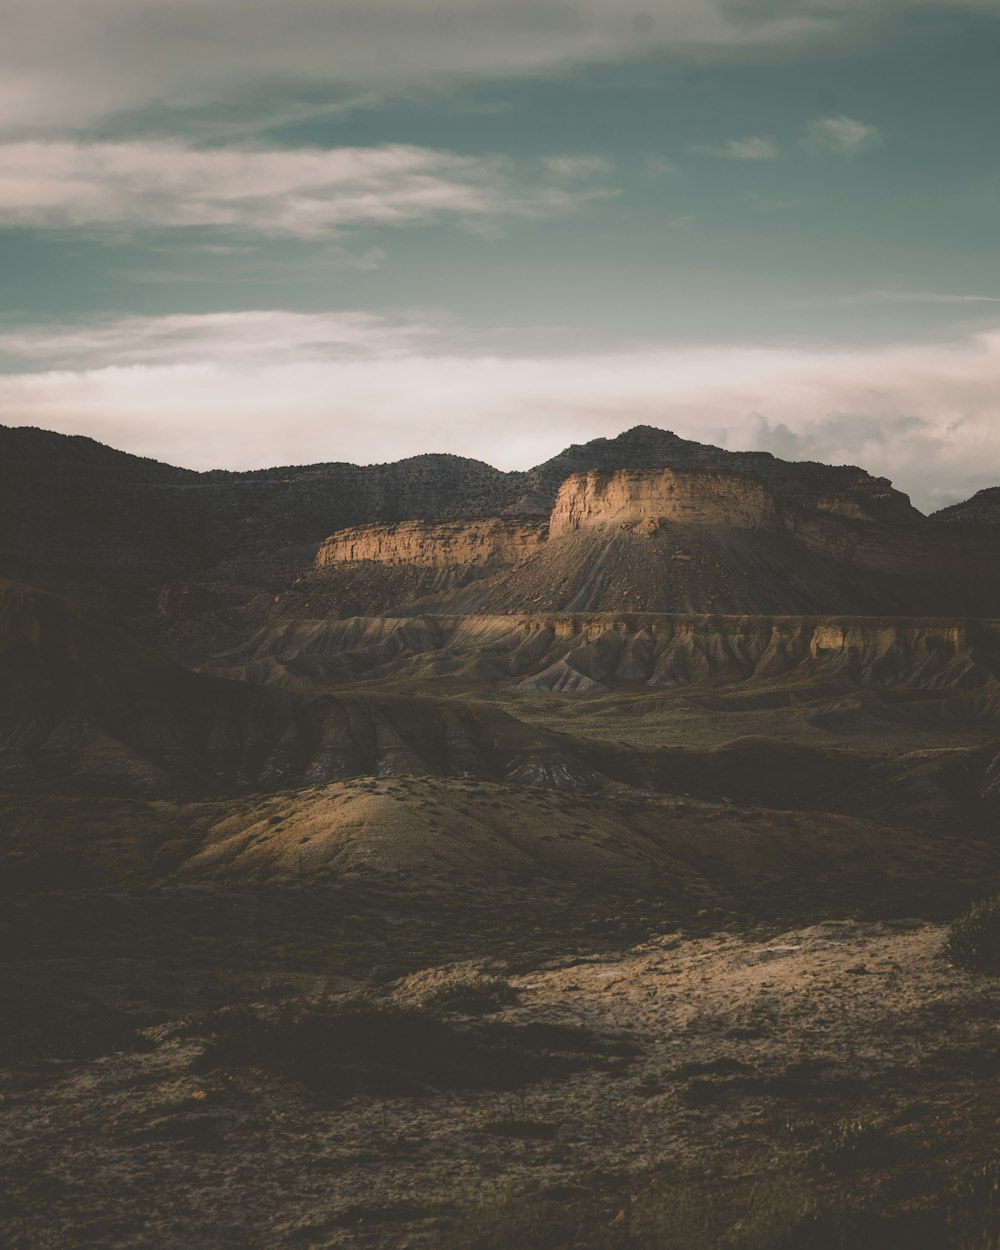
[[945, 895, 1000, 974], [422, 976, 516, 1015], [192, 998, 616, 1100]]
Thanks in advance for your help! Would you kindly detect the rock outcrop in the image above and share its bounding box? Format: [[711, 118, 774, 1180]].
[[549, 468, 781, 536], [316, 518, 547, 570]]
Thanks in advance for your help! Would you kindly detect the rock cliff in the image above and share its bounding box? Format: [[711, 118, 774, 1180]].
[[315, 518, 547, 570], [549, 468, 781, 536]]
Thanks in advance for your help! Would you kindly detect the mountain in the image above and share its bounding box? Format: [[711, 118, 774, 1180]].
[[0, 423, 920, 615], [4, 423, 1000, 901], [303, 465, 1000, 619]]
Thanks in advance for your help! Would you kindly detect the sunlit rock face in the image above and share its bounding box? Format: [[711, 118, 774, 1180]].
[[548, 467, 782, 536], [315, 518, 548, 570]]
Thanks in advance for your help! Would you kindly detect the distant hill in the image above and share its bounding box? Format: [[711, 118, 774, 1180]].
[[932, 486, 1000, 524]]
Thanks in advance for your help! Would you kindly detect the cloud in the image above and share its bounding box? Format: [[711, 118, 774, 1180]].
[[0, 141, 612, 238], [803, 115, 881, 157], [542, 156, 614, 180], [692, 135, 781, 160], [746, 411, 943, 471], [821, 290, 1000, 307], [4, 311, 1000, 512], [2, 1, 994, 133], [0, 311, 432, 369]]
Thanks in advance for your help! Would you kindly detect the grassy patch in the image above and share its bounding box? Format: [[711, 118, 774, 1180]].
[[480, 1119, 560, 1140]]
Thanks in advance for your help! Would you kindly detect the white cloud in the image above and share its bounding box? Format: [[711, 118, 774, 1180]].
[[821, 290, 1000, 307], [0, 1, 989, 133], [0, 311, 432, 369], [803, 115, 881, 158], [0, 141, 611, 237], [692, 135, 781, 160], [3, 311, 1000, 512], [542, 156, 614, 180]]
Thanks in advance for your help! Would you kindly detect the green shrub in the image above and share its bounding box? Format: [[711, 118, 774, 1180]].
[[945, 895, 1000, 974]]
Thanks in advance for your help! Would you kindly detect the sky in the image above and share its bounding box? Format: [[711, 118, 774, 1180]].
[[2, 2, 1000, 511]]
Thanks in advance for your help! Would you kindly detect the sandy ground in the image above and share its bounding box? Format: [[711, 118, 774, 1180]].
[[2, 919, 998, 1249]]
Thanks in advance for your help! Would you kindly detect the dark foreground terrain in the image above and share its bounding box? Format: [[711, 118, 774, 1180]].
[[2, 891, 999, 1249]]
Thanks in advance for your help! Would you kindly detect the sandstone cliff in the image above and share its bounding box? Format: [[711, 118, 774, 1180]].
[[315, 518, 547, 570], [549, 468, 781, 536]]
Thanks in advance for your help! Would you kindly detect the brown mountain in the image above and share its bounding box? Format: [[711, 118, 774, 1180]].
[[0, 423, 920, 616], [306, 465, 1000, 618]]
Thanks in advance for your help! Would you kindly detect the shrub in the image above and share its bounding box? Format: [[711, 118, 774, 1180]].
[[422, 976, 516, 1015], [192, 998, 614, 1100], [945, 895, 1000, 975]]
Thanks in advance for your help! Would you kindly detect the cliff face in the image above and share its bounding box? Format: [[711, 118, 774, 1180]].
[[315, 518, 547, 570], [549, 468, 781, 536]]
